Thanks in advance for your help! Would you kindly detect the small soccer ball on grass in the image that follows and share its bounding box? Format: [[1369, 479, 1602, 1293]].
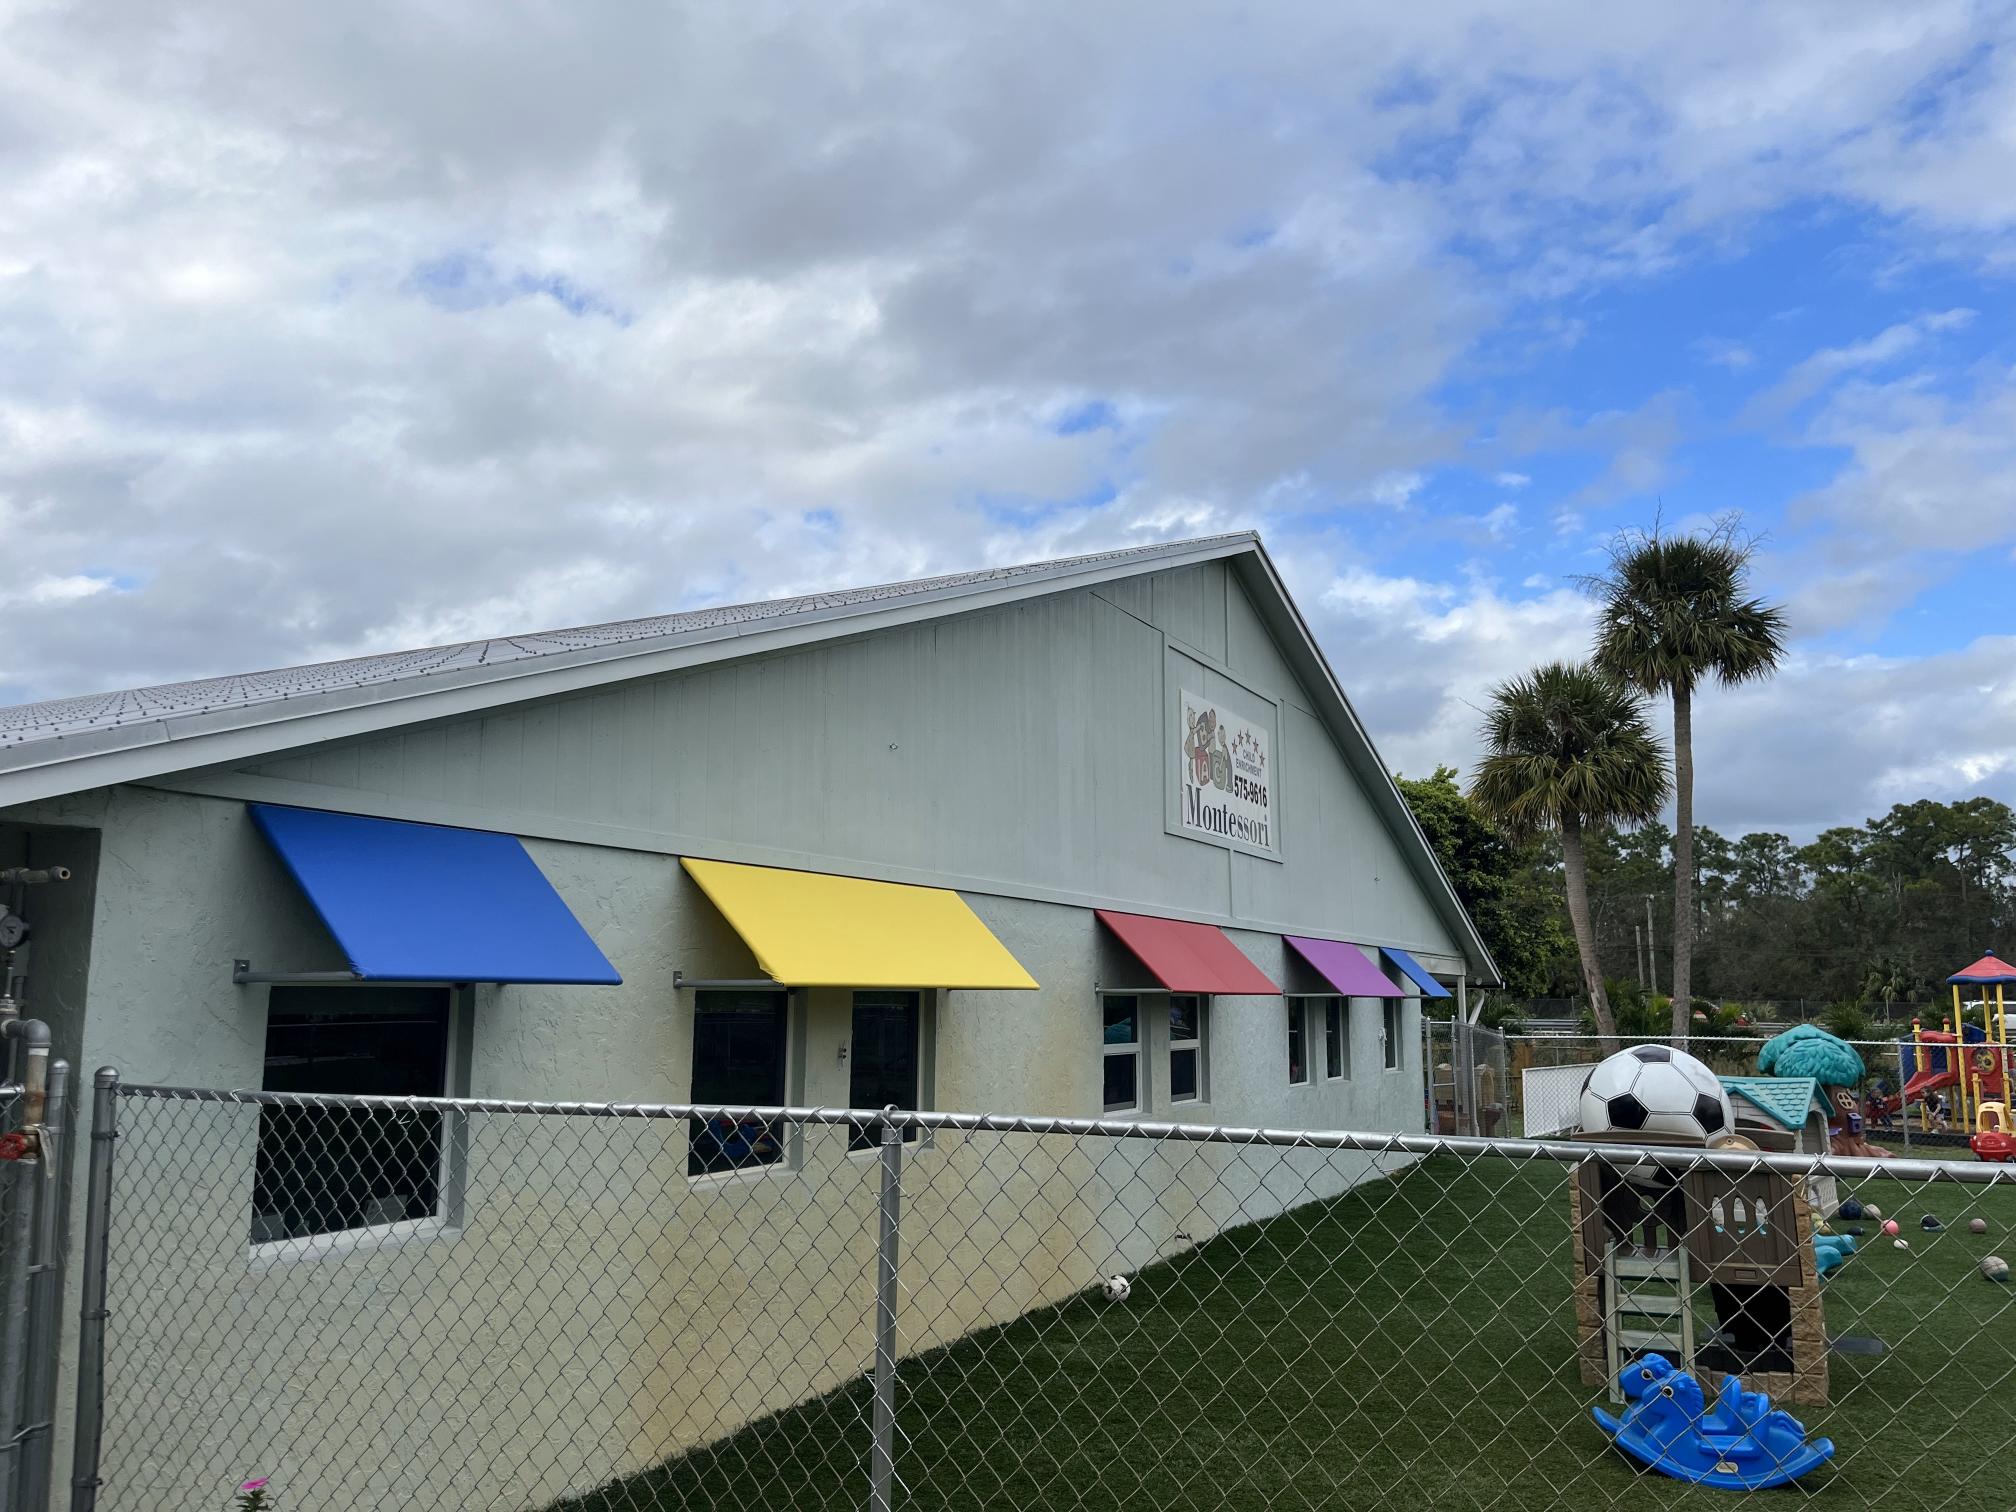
[[1863, 1204, 1882, 1220], [1893, 1239, 1911, 1252], [1576, 1045, 1735, 1144], [1983, 1256, 2010, 1283], [1970, 1218, 1989, 1235], [1101, 1275, 1132, 1303], [1921, 1215, 1943, 1232], [1882, 1220, 1900, 1236], [1838, 1198, 1865, 1220]]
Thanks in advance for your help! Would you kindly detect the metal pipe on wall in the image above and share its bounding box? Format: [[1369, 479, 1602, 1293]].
[[0, 1019, 51, 1512], [18, 1060, 69, 1512]]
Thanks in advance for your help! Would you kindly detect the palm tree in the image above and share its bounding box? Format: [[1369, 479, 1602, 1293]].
[[1470, 662, 1670, 1047], [1861, 959, 1912, 1022], [1588, 522, 1787, 1041]]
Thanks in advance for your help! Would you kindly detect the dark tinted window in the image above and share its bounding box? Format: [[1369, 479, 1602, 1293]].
[[254, 986, 451, 1243], [690, 991, 788, 1176], [849, 992, 920, 1150], [1103, 996, 1140, 1111], [1169, 995, 1202, 1103]]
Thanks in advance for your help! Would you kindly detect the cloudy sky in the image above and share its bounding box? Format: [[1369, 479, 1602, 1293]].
[[5, 1, 2014, 840]]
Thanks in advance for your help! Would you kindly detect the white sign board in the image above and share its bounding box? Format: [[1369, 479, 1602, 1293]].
[[1176, 687, 1276, 856]]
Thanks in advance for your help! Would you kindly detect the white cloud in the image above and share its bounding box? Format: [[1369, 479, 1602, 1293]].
[[1693, 337, 1755, 370], [1362, 471, 1429, 509], [1748, 311, 1975, 418], [1304, 555, 2016, 840], [1, 2, 2015, 833], [1, 574, 122, 608], [1791, 367, 2016, 558]]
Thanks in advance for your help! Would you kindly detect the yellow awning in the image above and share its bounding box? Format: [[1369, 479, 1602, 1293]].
[[681, 858, 1039, 990]]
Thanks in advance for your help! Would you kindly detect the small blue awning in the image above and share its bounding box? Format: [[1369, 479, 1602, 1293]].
[[249, 804, 621, 984], [1381, 947, 1451, 999]]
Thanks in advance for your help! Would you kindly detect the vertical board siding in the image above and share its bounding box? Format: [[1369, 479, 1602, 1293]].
[[234, 565, 1458, 953]]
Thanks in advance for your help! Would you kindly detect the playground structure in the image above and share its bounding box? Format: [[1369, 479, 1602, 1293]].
[[1898, 952, 2016, 1158]]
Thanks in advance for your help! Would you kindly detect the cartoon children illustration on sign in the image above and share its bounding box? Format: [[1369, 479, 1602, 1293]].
[[1184, 705, 1230, 791]]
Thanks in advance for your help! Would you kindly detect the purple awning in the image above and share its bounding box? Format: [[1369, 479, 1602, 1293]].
[[1284, 935, 1399, 997]]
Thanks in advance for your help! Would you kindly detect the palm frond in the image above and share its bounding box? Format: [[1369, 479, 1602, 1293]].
[[1467, 661, 1670, 838]]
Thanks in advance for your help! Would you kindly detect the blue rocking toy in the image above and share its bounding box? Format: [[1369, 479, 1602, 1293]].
[[1592, 1354, 1835, 1490]]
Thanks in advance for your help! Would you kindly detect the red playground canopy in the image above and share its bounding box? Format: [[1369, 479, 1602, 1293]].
[[1948, 951, 2016, 986]]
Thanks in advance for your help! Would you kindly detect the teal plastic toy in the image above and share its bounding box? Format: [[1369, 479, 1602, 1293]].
[[1592, 1354, 1835, 1490], [1813, 1231, 1857, 1278]]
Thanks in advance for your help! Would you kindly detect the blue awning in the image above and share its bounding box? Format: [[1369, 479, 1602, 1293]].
[[1381, 947, 1451, 999], [249, 804, 621, 984]]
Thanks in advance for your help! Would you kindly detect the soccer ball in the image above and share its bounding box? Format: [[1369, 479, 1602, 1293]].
[[1101, 1275, 1132, 1303], [1577, 1045, 1734, 1145], [1982, 1255, 2009, 1283]]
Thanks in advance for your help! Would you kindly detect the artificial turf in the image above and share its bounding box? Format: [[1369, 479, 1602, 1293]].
[[553, 1155, 2016, 1512]]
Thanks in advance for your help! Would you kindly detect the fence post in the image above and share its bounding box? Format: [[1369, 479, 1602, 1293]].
[[17, 1060, 70, 1512], [869, 1108, 903, 1512], [67, 1071, 117, 1512]]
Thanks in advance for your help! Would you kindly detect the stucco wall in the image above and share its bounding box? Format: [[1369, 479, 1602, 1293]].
[[187, 563, 1468, 969], [10, 785, 1427, 1509]]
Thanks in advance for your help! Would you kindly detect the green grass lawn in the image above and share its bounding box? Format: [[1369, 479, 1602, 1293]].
[[554, 1156, 2016, 1511]]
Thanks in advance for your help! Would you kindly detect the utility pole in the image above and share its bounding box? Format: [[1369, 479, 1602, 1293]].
[[1645, 895, 1658, 999], [1635, 924, 1646, 990]]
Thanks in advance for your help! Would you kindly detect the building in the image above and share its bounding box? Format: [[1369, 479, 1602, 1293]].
[[0, 532, 1497, 1503]]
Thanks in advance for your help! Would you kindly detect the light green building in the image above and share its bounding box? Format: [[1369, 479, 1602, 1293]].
[[0, 532, 1496, 1505]]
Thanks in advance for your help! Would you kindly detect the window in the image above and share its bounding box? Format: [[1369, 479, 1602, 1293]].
[[1324, 997, 1348, 1080], [690, 990, 789, 1176], [1168, 995, 1205, 1104], [1103, 996, 1141, 1112], [1286, 998, 1308, 1085], [1383, 999, 1404, 1071], [252, 986, 453, 1244], [850, 991, 921, 1151]]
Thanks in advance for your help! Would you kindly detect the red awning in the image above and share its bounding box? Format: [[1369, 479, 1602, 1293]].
[[1096, 910, 1279, 995]]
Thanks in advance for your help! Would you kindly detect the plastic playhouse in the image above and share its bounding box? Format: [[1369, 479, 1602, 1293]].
[[1593, 1353, 1834, 1490], [1571, 1154, 1831, 1408]]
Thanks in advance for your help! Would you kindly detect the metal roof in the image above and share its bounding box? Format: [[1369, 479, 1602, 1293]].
[[2, 537, 1221, 754]]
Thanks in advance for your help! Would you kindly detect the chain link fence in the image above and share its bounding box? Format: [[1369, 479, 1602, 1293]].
[[1507, 1035, 1938, 1143], [71, 1079, 2016, 1511]]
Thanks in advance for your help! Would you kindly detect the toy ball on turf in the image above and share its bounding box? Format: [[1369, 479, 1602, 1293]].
[[1982, 1256, 2010, 1283], [1101, 1275, 1132, 1303], [1838, 1198, 1865, 1220], [1971, 1218, 1989, 1235], [1882, 1219, 1901, 1236], [1921, 1215, 1943, 1232], [1893, 1239, 1911, 1252], [1577, 1046, 1735, 1144], [1863, 1204, 1883, 1220]]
